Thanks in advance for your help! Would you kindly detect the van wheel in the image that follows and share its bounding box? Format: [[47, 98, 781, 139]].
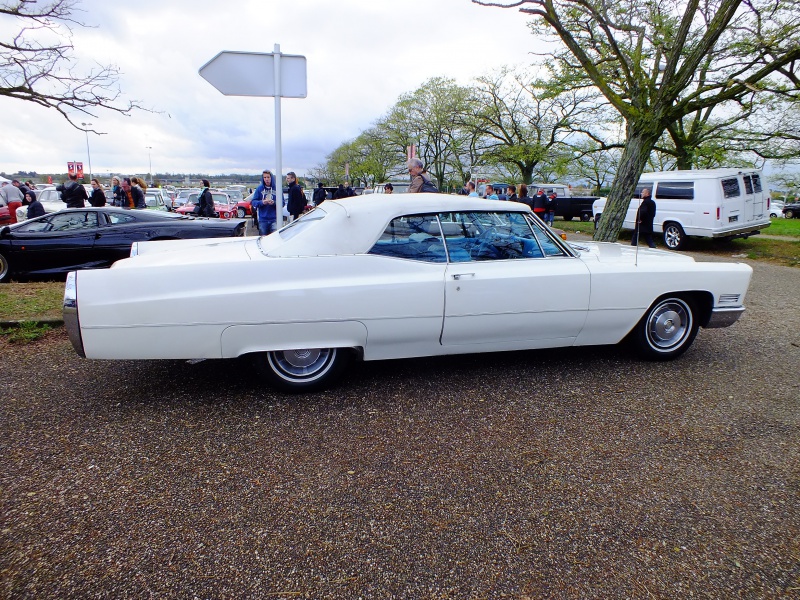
[[631, 296, 699, 360], [663, 222, 686, 250], [251, 347, 351, 393], [581, 213, 591, 222], [785, 209, 795, 219]]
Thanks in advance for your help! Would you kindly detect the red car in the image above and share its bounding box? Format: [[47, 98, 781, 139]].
[[176, 192, 239, 219], [0, 205, 11, 226]]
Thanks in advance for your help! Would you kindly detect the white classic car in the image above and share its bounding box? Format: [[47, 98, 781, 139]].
[[63, 195, 753, 392]]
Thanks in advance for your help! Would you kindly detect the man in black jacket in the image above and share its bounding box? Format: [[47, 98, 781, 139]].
[[57, 173, 89, 208], [286, 172, 306, 221], [631, 188, 657, 248], [312, 182, 326, 206]]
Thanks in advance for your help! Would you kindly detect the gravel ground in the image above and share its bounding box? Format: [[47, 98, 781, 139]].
[[1, 253, 798, 599]]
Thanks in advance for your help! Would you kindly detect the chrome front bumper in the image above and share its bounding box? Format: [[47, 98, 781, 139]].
[[706, 306, 745, 328]]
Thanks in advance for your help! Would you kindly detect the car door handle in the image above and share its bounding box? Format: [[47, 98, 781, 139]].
[[452, 273, 475, 280]]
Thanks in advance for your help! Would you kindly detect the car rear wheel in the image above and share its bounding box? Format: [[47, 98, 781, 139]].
[[631, 296, 699, 361], [0, 252, 9, 283], [663, 222, 686, 250], [251, 347, 351, 392], [785, 209, 795, 219], [236, 208, 246, 218], [580, 213, 591, 222]]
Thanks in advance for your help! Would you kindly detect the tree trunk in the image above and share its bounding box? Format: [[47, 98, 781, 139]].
[[593, 126, 660, 242]]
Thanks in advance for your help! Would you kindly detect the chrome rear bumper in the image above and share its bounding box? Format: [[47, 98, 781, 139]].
[[706, 306, 745, 328]]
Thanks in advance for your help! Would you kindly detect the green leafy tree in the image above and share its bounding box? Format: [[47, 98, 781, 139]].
[[475, 0, 800, 242]]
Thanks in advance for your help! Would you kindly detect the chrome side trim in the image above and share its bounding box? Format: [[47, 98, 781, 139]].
[[705, 306, 745, 329]]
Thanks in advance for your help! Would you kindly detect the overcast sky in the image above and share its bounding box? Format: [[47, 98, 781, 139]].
[[0, 0, 539, 177]]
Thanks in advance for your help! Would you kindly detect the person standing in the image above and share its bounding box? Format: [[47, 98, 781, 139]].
[[384, 183, 394, 194], [25, 190, 45, 219], [631, 188, 657, 248], [531, 188, 547, 220], [111, 176, 125, 207], [466, 181, 479, 197], [408, 158, 437, 193], [56, 173, 89, 208], [196, 179, 215, 217], [0, 181, 24, 223], [251, 170, 277, 235], [121, 177, 146, 209], [333, 184, 346, 199], [506, 186, 518, 202], [545, 192, 557, 226], [517, 183, 531, 209], [313, 182, 327, 206], [12, 180, 30, 197], [89, 178, 106, 207], [286, 172, 305, 222], [484, 184, 499, 200]]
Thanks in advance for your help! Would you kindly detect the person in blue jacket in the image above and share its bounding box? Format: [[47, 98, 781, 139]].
[[251, 170, 277, 235]]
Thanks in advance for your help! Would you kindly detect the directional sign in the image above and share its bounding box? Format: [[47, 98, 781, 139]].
[[199, 51, 307, 98]]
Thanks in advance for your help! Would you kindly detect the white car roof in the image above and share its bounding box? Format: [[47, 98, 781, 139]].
[[262, 193, 531, 257]]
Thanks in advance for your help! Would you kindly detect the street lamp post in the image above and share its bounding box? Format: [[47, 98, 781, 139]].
[[81, 122, 92, 180], [146, 146, 152, 185]]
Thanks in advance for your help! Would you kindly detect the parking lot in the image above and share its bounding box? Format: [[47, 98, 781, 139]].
[[1, 254, 798, 598]]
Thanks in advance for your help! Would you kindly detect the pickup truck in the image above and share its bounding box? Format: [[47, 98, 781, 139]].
[[531, 183, 599, 221]]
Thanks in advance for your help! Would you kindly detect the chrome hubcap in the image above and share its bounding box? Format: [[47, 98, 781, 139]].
[[647, 300, 690, 350]]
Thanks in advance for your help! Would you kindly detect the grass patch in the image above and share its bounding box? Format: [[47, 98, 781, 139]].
[[763, 218, 800, 237], [556, 218, 596, 235], [0, 282, 64, 321], [0, 321, 52, 343]]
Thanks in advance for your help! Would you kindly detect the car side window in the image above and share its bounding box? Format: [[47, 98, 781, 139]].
[[528, 217, 567, 257], [108, 213, 137, 225], [368, 214, 446, 262], [440, 211, 546, 262], [15, 217, 53, 233], [49, 211, 99, 231]]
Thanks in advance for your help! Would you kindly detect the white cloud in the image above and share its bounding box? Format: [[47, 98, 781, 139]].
[[1, 0, 538, 176]]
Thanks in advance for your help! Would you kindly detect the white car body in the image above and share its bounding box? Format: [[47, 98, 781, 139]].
[[64, 194, 752, 392], [592, 169, 771, 250]]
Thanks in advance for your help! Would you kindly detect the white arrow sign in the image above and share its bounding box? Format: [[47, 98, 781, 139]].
[[199, 51, 307, 98], [199, 45, 308, 230]]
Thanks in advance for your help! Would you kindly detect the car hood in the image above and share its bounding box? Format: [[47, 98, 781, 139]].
[[115, 237, 255, 269], [569, 241, 696, 264]]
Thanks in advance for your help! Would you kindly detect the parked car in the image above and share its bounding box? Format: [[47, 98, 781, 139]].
[[782, 201, 800, 219], [172, 189, 201, 210], [144, 190, 170, 211], [0, 205, 11, 226], [0, 207, 245, 282], [235, 193, 254, 218], [176, 192, 238, 219], [769, 200, 784, 218], [62, 195, 752, 393]]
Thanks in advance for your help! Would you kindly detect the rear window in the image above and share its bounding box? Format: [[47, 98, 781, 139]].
[[721, 178, 740, 198], [743, 176, 753, 195], [751, 174, 762, 192], [655, 181, 694, 200]]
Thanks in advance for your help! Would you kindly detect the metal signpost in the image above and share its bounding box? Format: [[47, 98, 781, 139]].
[[199, 44, 307, 228]]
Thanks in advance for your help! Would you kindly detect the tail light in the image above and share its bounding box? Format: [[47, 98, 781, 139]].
[[716, 207, 720, 220]]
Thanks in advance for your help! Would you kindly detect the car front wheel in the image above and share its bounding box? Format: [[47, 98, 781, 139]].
[[237, 208, 246, 218], [632, 296, 699, 360], [252, 347, 351, 392], [786, 209, 796, 219], [663, 222, 686, 250], [0, 252, 9, 283]]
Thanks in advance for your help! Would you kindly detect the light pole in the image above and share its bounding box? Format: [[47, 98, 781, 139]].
[[146, 146, 152, 185], [81, 122, 92, 180]]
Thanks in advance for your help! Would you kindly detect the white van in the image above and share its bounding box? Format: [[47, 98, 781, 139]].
[[592, 168, 771, 250]]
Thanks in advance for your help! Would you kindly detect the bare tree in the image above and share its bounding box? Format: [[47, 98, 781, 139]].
[[1, 0, 141, 130], [474, 0, 800, 242]]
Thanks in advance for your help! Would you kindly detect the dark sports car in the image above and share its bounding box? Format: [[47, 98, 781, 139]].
[[0, 207, 245, 282]]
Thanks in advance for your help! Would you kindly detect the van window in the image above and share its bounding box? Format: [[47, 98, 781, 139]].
[[634, 183, 652, 198], [721, 178, 740, 198], [751, 174, 762, 193], [655, 181, 694, 200], [743, 176, 754, 195]]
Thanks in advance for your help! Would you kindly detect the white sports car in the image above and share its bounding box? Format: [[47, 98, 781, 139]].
[[64, 195, 752, 392]]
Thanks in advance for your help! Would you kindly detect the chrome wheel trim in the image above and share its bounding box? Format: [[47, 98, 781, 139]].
[[0, 253, 9, 281], [664, 225, 682, 249], [646, 299, 692, 351], [267, 348, 337, 383], [237, 208, 246, 218]]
